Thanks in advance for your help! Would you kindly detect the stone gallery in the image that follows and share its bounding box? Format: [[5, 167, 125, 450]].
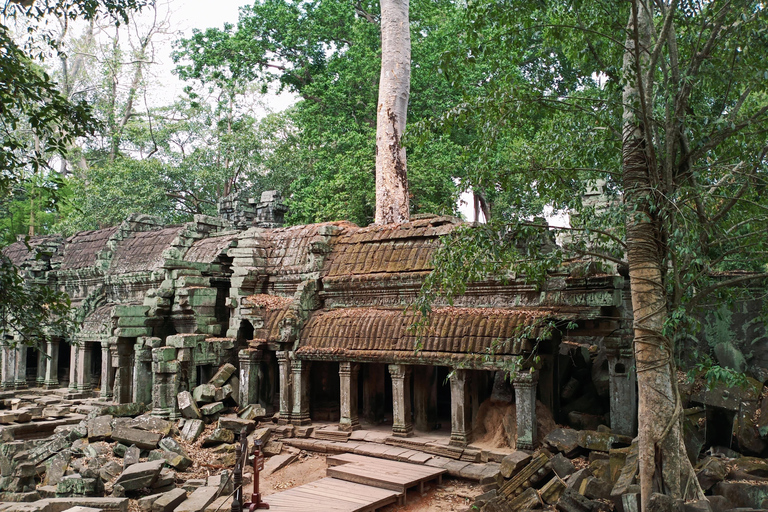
[[1, 189, 636, 450]]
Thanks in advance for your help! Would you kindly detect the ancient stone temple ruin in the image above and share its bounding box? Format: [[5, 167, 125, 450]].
[[1, 190, 637, 450]]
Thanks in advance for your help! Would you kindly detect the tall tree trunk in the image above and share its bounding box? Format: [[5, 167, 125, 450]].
[[375, 0, 410, 224], [622, 2, 703, 508]]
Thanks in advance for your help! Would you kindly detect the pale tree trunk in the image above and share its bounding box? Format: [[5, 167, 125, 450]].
[[622, 1, 702, 508], [375, 0, 410, 224]]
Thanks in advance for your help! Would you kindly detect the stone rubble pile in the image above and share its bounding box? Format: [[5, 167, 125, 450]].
[[473, 422, 768, 512], [0, 364, 290, 512]]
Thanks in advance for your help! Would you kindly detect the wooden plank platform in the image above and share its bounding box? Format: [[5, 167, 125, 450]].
[[326, 453, 446, 504], [263, 477, 401, 512]]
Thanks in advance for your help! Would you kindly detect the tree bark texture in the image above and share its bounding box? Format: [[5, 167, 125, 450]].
[[622, 2, 692, 509], [375, 0, 410, 225]]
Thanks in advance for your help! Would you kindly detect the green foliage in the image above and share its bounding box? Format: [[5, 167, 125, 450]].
[[686, 354, 750, 391]]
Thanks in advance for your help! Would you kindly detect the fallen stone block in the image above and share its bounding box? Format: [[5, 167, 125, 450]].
[[192, 385, 215, 404], [647, 492, 682, 512], [158, 438, 186, 457], [237, 405, 266, 421], [124, 445, 141, 468], [113, 460, 164, 492], [151, 488, 186, 512], [181, 420, 204, 443], [507, 486, 541, 510], [262, 441, 282, 457], [246, 428, 271, 453], [498, 451, 551, 500], [129, 416, 172, 437], [696, 456, 727, 491], [540, 476, 567, 505], [217, 417, 254, 434], [87, 416, 113, 441], [712, 481, 768, 509], [177, 392, 201, 420], [43, 406, 69, 419], [42, 497, 129, 512], [112, 425, 161, 450], [578, 430, 633, 452], [208, 363, 236, 387], [579, 476, 611, 500], [56, 476, 99, 497], [202, 428, 234, 447], [99, 461, 122, 483], [199, 402, 223, 416], [499, 451, 532, 479], [151, 469, 175, 489], [160, 451, 192, 472], [551, 453, 576, 479], [556, 487, 594, 512], [174, 486, 219, 512], [137, 494, 162, 512], [263, 453, 297, 476], [101, 403, 146, 418], [544, 428, 581, 457], [44, 450, 71, 486]]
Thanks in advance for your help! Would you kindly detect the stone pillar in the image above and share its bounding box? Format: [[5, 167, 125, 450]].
[[239, 349, 262, 406], [42, 340, 60, 389], [449, 368, 470, 447], [513, 371, 539, 451], [14, 345, 27, 389], [291, 359, 311, 425], [1, 341, 16, 390], [100, 341, 114, 400], [413, 365, 437, 431], [113, 340, 134, 404], [339, 362, 360, 432], [75, 343, 93, 392], [606, 337, 637, 437], [389, 364, 413, 437], [151, 346, 180, 419], [68, 343, 79, 391], [276, 351, 292, 425], [36, 348, 45, 387], [133, 342, 152, 405]]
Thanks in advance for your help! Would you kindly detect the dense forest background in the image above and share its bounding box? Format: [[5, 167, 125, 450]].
[[1, 0, 558, 245]]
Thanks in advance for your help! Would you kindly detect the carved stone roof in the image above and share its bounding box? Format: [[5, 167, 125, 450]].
[[262, 221, 356, 275], [109, 226, 183, 274], [184, 232, 239, 264], [2, 235, 61, 266], [322, 216, 460, 279], [53, 227, 118, 271], [80, 304, 116, 336], [297, 306, 552, 360]]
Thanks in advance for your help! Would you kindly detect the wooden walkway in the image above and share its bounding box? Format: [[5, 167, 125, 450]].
[[326, 453, 446, 505], [262, 453, 447, 511], [263, 477, 400, 512]]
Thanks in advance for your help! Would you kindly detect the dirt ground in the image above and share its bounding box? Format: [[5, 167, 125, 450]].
[[251, 451, 481, 512]]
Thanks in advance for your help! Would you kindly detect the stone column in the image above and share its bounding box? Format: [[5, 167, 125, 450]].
[[113, 340, 134, 404], [68, 343, 79, 391], [513, 371, 539, 451], [276, 351, 292, 425], [151, 346, 180, 419], [239, 349, 262, 406], [36, 348, 45, 387], [100, 341, 114, 400], [75, 343, 93, 392], [339, 362, 361, 432], [389, 364, 413, 437], [291, 359, 311, 425], [133, 342, 152, 405], [1, 341, 16, 390], [14, 345, 27, 389], [42, 340, 60, 389], [449, 368, 470, 447], [606, 337, 637, 437]]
